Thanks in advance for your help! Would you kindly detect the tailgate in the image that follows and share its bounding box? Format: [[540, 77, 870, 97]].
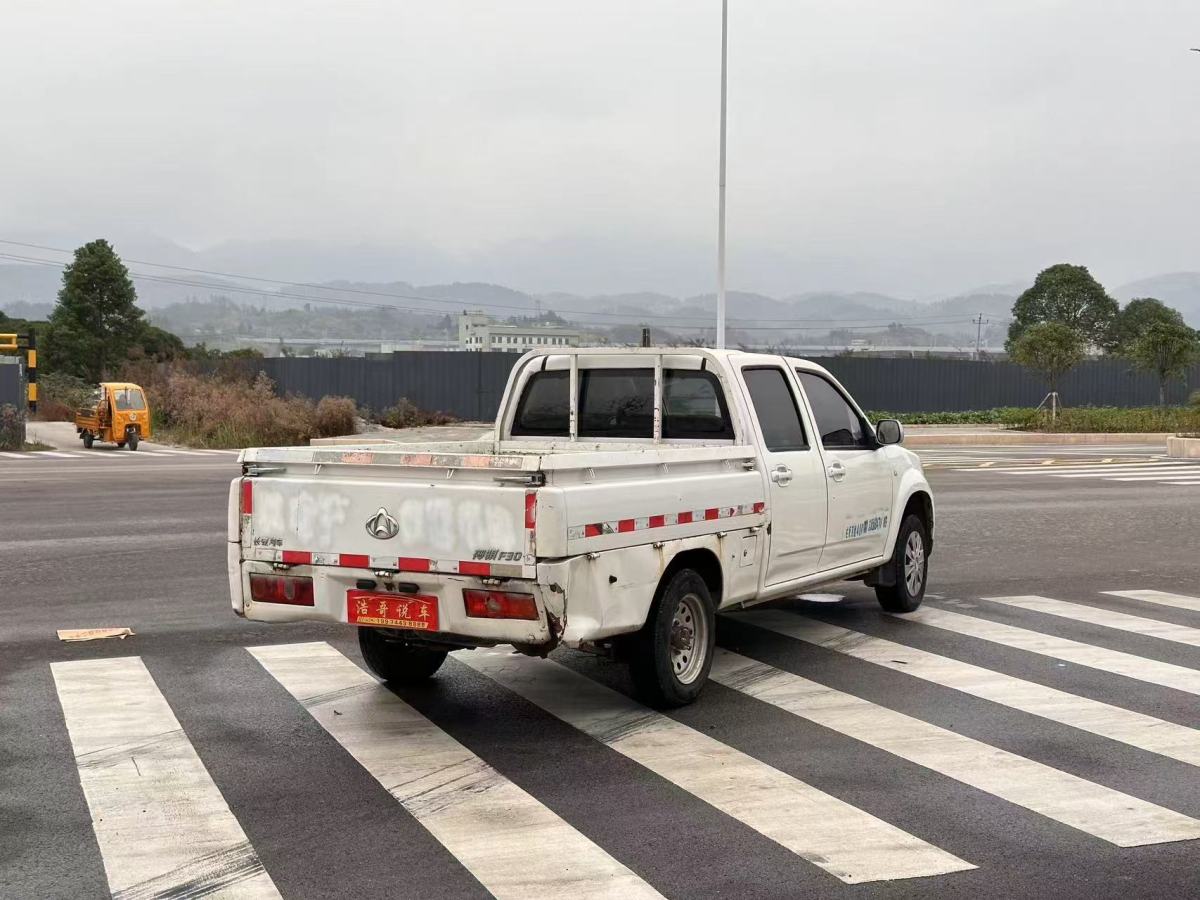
[[242, 469, 536, 579]]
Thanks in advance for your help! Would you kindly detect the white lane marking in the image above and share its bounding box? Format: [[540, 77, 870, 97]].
[[983, 463, 1196, 474], [36, 450, 84, 458], [140, 447, 207, 456], [731, 611, 1200, 768], [249, 643, 662, 900], [984, 596, 1200, 649], [709, 649, 1200, 847], [1109, 475, 1200, 482], [459, 648, 973, 884], [0, 451, 33, 459], [1162, 480, 1200, 485], [1105, 591, 1200, 614], [895, 608, 1200, 696], [51, 656, 281, 899]]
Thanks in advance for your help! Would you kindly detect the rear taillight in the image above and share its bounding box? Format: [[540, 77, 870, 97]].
[[463, 589, 538, 621], [249, 574, 314, 606], [240, 479, 254, 515]]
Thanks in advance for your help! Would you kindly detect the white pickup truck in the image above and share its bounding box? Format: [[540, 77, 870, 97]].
[[228, 348, 933, 706]]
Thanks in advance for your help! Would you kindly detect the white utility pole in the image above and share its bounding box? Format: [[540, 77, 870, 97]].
[[715, 0, 729, 349], [975, 313, 983, 359]]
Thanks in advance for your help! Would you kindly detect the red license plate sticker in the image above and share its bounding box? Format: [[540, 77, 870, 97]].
[[347, 590, 439, 631]]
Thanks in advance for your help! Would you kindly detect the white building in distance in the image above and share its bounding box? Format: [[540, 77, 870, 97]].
[[458, 311, 586, 352]]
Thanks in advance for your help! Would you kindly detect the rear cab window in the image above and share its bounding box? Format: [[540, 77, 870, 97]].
[[511, 368, 733, 440], [741, 367, 808, 451]]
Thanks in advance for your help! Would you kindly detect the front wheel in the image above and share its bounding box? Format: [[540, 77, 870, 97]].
[[358, 627, 447, 684], [875, 514, 928, 613], [629, 568, 716, 708], [126, 431, 139, 451], [82, 432, 94, 449]]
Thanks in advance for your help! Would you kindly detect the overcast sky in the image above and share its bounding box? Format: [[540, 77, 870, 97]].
[[2, 1, 1199, 298]]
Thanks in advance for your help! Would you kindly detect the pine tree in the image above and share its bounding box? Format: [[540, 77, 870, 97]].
[[44, 240, 145, 381]]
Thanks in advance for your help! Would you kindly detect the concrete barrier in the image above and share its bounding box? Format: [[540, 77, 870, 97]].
[[1166, 435, 1200, 459]]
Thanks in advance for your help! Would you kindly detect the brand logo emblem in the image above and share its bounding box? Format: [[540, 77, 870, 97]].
[[365, 507, 399, 540]]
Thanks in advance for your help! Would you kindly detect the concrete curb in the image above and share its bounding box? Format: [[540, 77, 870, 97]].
[[903, 431, 1173, 447], [1167, 435, 1200, 459]]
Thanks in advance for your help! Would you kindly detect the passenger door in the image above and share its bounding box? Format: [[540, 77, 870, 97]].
[[795, 370, 894, 568], [738, 365, 828, 586]]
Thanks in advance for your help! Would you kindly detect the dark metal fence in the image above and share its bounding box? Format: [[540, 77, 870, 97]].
[[251, 352, 1200, 418], [0, 359, 24, 410]]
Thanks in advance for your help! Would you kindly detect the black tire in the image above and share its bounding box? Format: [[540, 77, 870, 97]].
[[358, 627, 447, 684], [82, 433, 94, 449], [126, 431, 139, 451], [875, 513, 928, 613], [117, 442, 126, 448], [629, 568, 716, 708]]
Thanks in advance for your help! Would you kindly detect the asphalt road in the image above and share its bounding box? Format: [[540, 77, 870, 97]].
[[2, 446, 1199, 899]]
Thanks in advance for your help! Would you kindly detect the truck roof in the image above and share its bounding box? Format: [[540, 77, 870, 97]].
[[515, 346, 835, 376]]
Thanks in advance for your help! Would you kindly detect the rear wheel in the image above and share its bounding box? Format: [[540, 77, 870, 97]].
[[875, 513, 928, 613], [358, 627, 448, 684], [126, 431, 139, 451], [629, 568, 716, 707], [82, 432, 94, 449]]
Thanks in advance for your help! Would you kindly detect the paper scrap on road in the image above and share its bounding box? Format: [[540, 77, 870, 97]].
[[57, 627, 135, 642]]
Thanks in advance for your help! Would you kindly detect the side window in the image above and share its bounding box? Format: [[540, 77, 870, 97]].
[[511, 371, 568, 435], [742, 367, 808, 452], [797, 372, 869, 449], [663, 370, 733, 440]]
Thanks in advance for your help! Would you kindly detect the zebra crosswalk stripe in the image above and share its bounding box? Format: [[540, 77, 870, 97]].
[[894, 607, 1200, 696], [458, 648, 974, 884], [709, 649, 1200, 847], [984, 595, 1200, 649], [249, 642, 664, 900], [1105, 590, 1200, 614], [728, 610, 1200, 768], [50, 656, 282, 899]]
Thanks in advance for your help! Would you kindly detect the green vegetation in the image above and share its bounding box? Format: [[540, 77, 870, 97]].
[[1008, 321, 1086, 400], [1110, 298, 1188, 354], [1007, 264, 1119, 352], [870, 406, 1200, 433], [1127, 321, 1200, 406], [372, 398, 460, 429], [0, 404, 24, 450]]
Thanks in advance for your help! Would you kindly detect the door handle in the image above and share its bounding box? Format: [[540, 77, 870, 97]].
[[826, 461, 847, 481], [770, 465, 793, 486]]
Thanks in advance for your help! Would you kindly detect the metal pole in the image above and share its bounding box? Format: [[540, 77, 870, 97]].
[[716, 0, 728, 349], [975, 313, 982, 360]]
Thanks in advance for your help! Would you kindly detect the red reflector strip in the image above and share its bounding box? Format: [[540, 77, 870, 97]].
[[525, 491, 537, 530], [398, 557, 432, 573], [339, 554, 370, 568], [463, 589, 539, 621], [677, 511, 693, 524], [240, 480, 253, 515], [567, 501, 767, 541], [249, 574, 314, 606], [280, 550, 312, 565], [753, 501, 766, 514], [617, 519, 635, 533], [458, 561, 491, 576], [704, 508, 719, 520], [584, 523, 602, 538], [649, 514, 666, 528]]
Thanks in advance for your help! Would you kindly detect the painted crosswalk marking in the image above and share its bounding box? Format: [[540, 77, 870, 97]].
[[984, 595, 1200, 649], [709, 649, 1200, 847], [1105, 590, 1200, 614], [51, 656, 281, 899], [894, 607, 1200, 696], [730, 610, 1200, 768], [249, 642, 663, 900], [459, 648, 973, 884]]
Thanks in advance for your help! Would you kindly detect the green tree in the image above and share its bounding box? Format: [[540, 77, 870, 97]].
[[1128, 321, 1200, 406], [1007, 264, 1119, 352], [1010, 321, 1086, 405], [1110, 298, 1186, 355], [44, 240, 145, 380]]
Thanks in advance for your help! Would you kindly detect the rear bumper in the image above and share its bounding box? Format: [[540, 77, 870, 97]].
[[235, 557, 557, 648]]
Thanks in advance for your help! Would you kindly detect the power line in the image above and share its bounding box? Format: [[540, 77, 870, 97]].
[[0, 238, 1011, 329]]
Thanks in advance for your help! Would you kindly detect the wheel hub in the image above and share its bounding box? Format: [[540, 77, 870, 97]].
[[904, 530, 925, 595], [669, 593, 708, 684]]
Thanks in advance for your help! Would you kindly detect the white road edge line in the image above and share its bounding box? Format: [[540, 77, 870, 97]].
[[249, 642, 663, 900], [458, 648, 974, 884], [727, 610, 1200, 768], [892, 607, 1200, 696], [51, 656, 282, 899]]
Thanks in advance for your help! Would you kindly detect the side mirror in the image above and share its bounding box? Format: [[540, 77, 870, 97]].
[[875, 419, 904, 446]]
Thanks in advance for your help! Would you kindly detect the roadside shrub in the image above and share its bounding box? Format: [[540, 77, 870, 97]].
[[313, 396, 359, 438], [1189, 390, 1200, 408], [35, 371, 92, 421], [866, 408, 1035, 427], [374, 398, 459, 429], [140, 368, 360, 448], [866, 406, 1200, 433], [0, 404, 24, 450]]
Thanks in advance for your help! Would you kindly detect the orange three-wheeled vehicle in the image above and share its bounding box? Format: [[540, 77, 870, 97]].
[[75, 382, 151, 450]]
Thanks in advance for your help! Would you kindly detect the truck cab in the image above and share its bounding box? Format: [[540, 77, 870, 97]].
[[230, 349, 932, 706], [76, 382, 151, 450]]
